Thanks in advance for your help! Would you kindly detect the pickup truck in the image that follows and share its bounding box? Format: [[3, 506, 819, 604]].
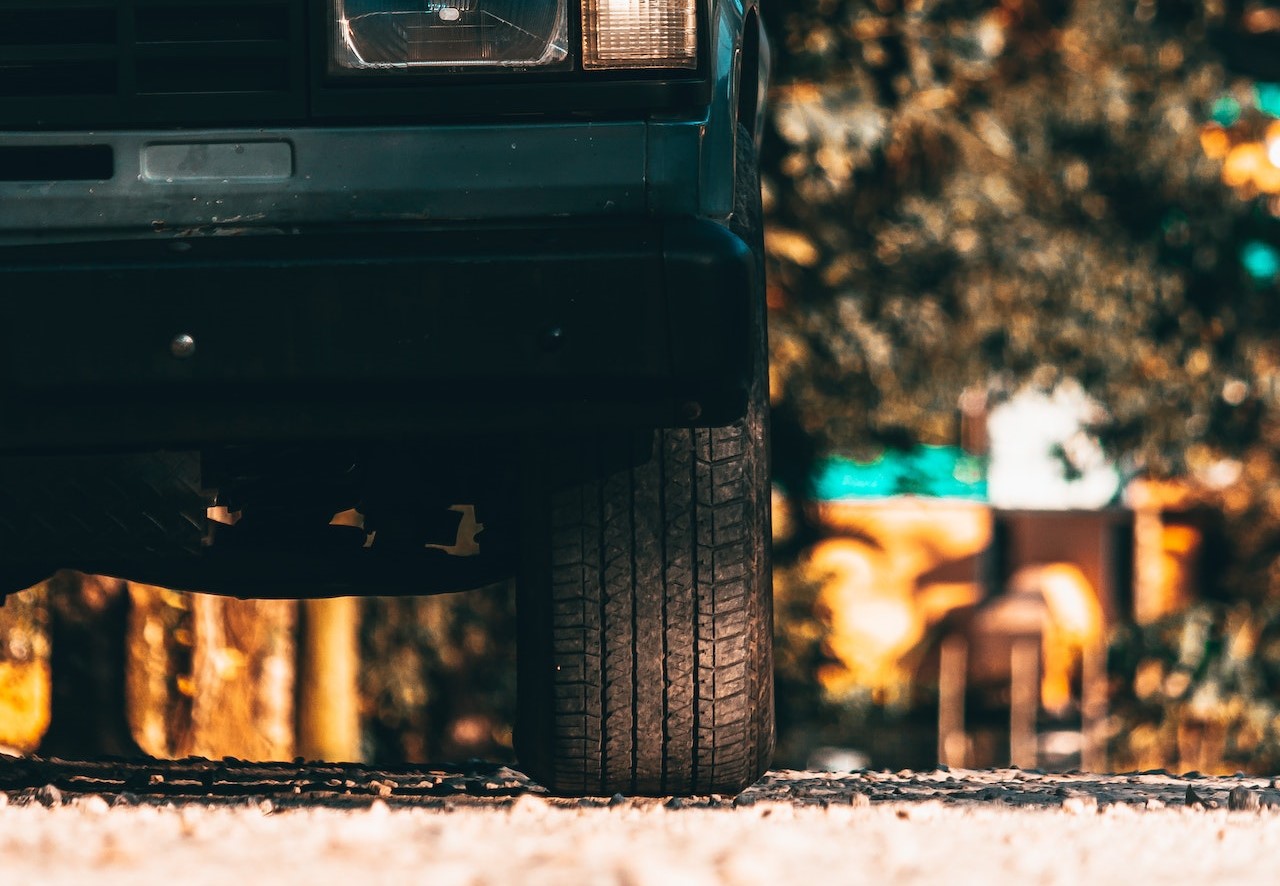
[[0, 0, 773, 797]]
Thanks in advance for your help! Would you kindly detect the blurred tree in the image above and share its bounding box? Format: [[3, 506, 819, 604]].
[[42, 573, 139, 757], [360, 584, 517, 764], [762, 0, 1279, 567]]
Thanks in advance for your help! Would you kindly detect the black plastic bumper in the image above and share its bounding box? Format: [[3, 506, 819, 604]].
[[0, 219, 754, 451]]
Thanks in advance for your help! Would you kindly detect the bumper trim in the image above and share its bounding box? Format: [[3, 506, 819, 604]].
[[0, 219, 753, 450]]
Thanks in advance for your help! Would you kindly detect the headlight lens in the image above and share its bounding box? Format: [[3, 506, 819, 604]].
[[582, 0, 697, 70], [335, 1, 569, 69]]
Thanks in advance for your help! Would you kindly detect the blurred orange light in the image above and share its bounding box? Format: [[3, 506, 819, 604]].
[[1222, 143, 1266, 188], [1244, 7, 1280, 33], [1257, 162, 1280, 195], [1199, 125, 1230, 160]]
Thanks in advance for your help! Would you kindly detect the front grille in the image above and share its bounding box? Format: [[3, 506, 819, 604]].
[[0, 1, 710, 130], [0, 0, 305, 128]]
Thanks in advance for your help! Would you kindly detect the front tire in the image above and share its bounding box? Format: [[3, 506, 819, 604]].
[[515, 416, 773, 796]]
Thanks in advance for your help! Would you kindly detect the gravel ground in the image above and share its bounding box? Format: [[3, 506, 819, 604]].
[[5, 758, 1280, 884]]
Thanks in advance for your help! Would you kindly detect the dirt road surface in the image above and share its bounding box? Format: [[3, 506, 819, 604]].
[[4, 757, 1280, 884]]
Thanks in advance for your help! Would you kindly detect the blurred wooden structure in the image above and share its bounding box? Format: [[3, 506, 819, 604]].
[[1126, 479, 1208, 625], [297, 597, 362, 762], [810, 498, 1176, 772]]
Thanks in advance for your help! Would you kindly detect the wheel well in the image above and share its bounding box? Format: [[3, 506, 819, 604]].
[[737, 7, 762, 139]]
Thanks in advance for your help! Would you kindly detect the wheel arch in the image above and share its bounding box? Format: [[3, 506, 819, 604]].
[[735, 4, 769, 144]]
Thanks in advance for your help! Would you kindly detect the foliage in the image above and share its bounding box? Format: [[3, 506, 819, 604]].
[[1109, 601, 1280, 773], [761, 0, 1279, 507]]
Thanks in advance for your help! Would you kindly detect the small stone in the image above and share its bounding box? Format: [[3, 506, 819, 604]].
[[113, 792, 139, 807], [1186, 785, 1210, 808], [608, 793, 627, 808], [77, 794, 110, 815], [732, 794, 756, 808], [849, 792, 871, 808], [149, 773, 165, 785], [507, 795, 546, 816], [35, 784, 63, 808], [260, 799, 276, 815], [1061, 794, 1098, 815], [664, 797, 684, 810], [1229, 786, 1260, 812]]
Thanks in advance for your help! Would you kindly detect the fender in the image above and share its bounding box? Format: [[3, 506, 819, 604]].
[[700, 0, 771, 219]]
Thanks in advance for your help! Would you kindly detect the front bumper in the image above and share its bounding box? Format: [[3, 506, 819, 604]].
[[0, 219, 754, 452]]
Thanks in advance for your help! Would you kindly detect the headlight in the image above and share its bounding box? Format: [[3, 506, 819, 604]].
[[335, 0, 569, 69], [582, 0, 697, 70]]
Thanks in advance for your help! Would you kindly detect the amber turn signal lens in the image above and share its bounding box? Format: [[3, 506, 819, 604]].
[[581, 0, 697, 70]]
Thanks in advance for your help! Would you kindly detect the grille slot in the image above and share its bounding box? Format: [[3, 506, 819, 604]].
[[0, 60, 117, 97], [0, 144, 113, 180], [136, 3, 290, 43], [0, 0, 305, 128], [0, 8, 116, 46]]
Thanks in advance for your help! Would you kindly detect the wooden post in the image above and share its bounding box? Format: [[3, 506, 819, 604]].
[[179, 595, 296, 761], [296, 597, 362, 762], [0, 582, 50, 755], [937, 635, 968, 768], [1081, 638, 1107, 772], [125, 583, 194, 758], [1010, 638, 1039, 769]]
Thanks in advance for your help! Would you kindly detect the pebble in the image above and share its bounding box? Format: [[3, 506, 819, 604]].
[[36, 784, 63, 808], [76, 795, 111, 816], [1185, 786, 1213, 809], [608, 794, 627, 808], [507, 795, 546, 817], [1228, 787, 1260, 812], [1061, 794, 1098, 815]]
